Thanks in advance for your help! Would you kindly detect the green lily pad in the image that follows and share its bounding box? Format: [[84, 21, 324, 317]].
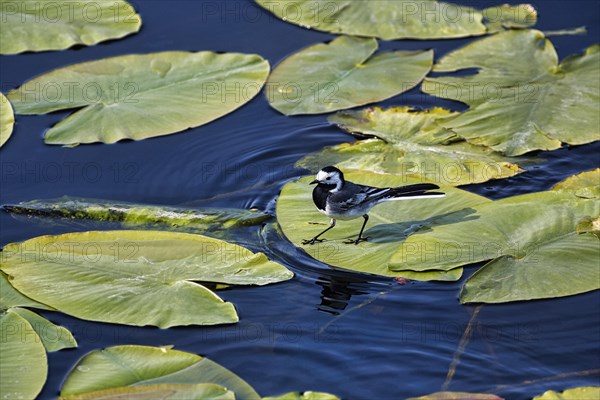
[[298, 107, 523, 186], [9, 307, 77, 352], [0, 0, 141, 54], [263, 392, 341, 400], [256, 0, 492, 40], [533, 387, 600, 400], [407, 392, 503, 400], [389, 188, 600, 303], [0, 310, 48, 399], [0, 92, 14, 147], [423, 30, 600, 156], [276, 171, 490, 280], [483, 4, 537, 33], [0, 230, 293, 328], [551, 169, 600, 199], [266, 36, 432, 115], [60, 383, 235, 400], [7, 51, 270, 145], [0, 270, 52, 310], [3, 196, 272, 233], [60, 345, 260, 400]]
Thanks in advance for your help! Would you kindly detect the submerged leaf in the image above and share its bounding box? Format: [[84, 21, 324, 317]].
[[3, 196, 272, 232], [276, 171, 489, 280], [0, 311, 48, 399], [0, 0, 141, 54], [298, 107, 523, 186], [266, 36, 432, 115], [61, 345, 260, 400], [256, 0, 490, 40], [0, 92, 14, 147], [60, 383, 235, 400], [0, 230, 293, 328], [423, 30, 600, 155], [533, 387, 600, 400], [8, 52, 270, 145]]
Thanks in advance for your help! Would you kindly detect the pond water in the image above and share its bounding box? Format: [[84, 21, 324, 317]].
[[1, 1, 599, 399]]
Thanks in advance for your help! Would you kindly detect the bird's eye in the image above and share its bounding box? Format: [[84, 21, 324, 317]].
[[326, 177, 331, 180]]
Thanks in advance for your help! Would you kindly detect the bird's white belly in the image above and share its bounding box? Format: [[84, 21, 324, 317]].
[[322, 203, 370, 220]]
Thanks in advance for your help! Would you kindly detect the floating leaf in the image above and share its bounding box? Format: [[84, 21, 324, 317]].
[[266, 36, 432, 115], [0, 0, 141, 54], [0, 270, 52, 310], [8, 51, 270, 145], [0, 92, 14, 147], [60, 345, 260, 400], [533, 387, 600, 400], [276, 171, 489, 280], [407, 392, 503, 400], [0, 230, 293, 328], [298, 107, 523, 186], [483, 4, 537, 33], [422, 30, 600, 156], [551, 169, 600, 199], [389, 188, 600, 303], [0, 310, 48, 399], [60, 383, 235, 400], [256, 0, 491, 40], [3, 196, 272, 233], [264, 392, 341, 400], [9, 307, 77, 352]]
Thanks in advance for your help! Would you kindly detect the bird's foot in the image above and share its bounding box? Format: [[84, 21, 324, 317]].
[[343, 236, 369, 245], [302, 237, 326, 245]]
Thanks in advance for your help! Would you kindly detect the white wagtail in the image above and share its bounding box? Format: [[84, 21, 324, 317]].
[[302, 166, 445, 245]]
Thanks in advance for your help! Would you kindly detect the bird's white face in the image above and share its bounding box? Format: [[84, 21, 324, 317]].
[[316, 169, 343, 191]]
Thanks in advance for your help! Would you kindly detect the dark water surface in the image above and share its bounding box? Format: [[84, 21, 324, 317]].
[[1, 1, 599, 399]]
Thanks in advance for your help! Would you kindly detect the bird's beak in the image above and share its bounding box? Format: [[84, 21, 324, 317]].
[[309, 179, 319, 185]]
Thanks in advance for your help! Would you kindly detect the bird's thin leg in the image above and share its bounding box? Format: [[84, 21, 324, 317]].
[[302, 219, 336, 245], [344, 214, 370, 245]]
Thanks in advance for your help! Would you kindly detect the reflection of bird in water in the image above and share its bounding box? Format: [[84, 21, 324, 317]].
[[315, 275, 370, 315]]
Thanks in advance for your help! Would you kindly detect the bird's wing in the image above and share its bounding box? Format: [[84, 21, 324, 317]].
[[334, 183, 391, 210]]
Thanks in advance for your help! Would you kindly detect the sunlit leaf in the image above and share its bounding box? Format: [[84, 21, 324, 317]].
[[9, 307, 77, 352], [263, 392, 341, 400], [551, 169, 600, 199], [256, 0, 492, 40], [0, 0, 141, 54], [0, 92, 14, 147], [60, 345, 260, 400], [266, 36, 432, 115], [483, 4, 537, 33], [0, 230, 293, 328], [0, 270, 52, 310], [7, 51, 270, 145], [389, 188, 600, 303], [0, 310, 48, 399], [423, 30, 600, 156], [533, 387, 600, 400], [276, 171, 490, 280], [407, 392, 503, 400], [59, 383, 235, 400], [298, 107, 523, 186]]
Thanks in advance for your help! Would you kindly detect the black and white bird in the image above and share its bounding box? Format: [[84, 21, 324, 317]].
[[302, 166, 445, 245]]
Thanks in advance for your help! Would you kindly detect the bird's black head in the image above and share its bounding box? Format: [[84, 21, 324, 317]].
[[310, 166, 345, 189]]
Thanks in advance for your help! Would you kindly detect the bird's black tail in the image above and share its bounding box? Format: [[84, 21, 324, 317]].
[[387, 183, 445, 199]]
